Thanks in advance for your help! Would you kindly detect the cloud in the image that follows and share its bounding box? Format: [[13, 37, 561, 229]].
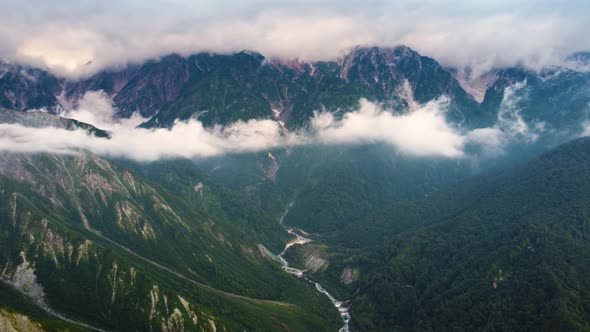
[[577, 102, 590, 136], [0, 116, 292, 161], [495, 80, 549, 144], [0, 91, 291, 160], [464, 80, 548, 156], [310, 97, 465, 158], [64, 91, 147, 130], [564, 53, 590, 73], [465, 127, 505, 156], [1, 1, 589, 77], [0, 84, 558, 161], [0, 91, 469, 160], [496, 81, 535, 139]]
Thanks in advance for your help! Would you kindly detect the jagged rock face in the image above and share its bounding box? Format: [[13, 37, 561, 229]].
[[450, 67, 499, 104], [0, 151, 341, 331], [480, 67, 535, 108], [0, 193, 215, 331], [340, 46, 422, 99], [143, 46, 499, 130], [0, 108, 109, 137], [475, 66, 590, 134], [339, 47, 477, 113], [0, 54, 205, 120], [1, 251, 45, 301], [143, 47, 478, 129], [142, 51, 297, 128], [63, 65, 140, 101], [0, 62, 62, 113], [63, 54, 199, 118], [113, 54, 199, 117], [0, 46, 481, 130], [2, 47, 590, 134]]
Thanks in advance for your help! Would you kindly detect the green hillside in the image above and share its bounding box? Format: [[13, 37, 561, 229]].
[[343, 137, 590, 331], [0, 152, 340, 331]]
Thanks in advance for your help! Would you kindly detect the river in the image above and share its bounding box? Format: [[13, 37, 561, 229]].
[[276, 203, 351, 332]]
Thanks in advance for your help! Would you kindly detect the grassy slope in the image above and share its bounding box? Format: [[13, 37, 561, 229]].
[[0, 153, 340, 331]]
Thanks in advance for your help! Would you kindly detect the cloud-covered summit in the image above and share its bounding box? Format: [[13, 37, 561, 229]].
[[1, 1, 589, 77]]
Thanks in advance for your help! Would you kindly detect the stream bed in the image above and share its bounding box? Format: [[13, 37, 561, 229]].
[[276, 203, 351, 332]]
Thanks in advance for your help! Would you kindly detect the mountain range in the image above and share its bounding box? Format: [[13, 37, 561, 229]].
[[1, 45, 590, 331]]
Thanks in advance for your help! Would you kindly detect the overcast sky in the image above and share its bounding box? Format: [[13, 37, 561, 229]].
[[1, 0, 589, 77]]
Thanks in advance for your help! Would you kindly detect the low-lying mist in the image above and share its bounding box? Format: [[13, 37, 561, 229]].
[[0, 85, 575, 162]]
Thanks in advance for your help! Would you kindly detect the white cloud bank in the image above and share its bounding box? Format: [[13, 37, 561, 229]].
[[0, 85, 546, 161], [0, 119, 291, 160], [311, 97, 465, 158], [0, 91, 465, 160], [1, 1, 589, 77]]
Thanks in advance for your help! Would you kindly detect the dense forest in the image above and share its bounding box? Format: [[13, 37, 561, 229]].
[[323, 138, 590, 331]]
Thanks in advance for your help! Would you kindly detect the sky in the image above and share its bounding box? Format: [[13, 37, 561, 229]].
[[0, 1, 587, 162], [1, 0, 589, 77]]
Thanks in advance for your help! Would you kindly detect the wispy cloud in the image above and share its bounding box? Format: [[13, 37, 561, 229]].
[[1, 1, 588, 77], [0, 91, 466, 160], [0, 84, 563, 161], [464, 80, 550, 156]]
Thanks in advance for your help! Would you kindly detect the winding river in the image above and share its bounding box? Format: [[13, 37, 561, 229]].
[[276, 203, 351, 332]]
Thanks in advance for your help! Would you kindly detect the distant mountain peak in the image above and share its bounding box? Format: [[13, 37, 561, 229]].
[[340, 45, 418, 67], [346, 45, 416, 55], [339, 45, 423, 80], [236, 50, 266, 63]]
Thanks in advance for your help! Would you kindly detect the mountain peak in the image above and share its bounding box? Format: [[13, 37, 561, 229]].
[[235, 50, 266, 63], [343, 45, 418, 60], [158, 53, 186, 63]]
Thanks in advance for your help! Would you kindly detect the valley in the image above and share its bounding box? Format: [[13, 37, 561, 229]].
[[275, 203, 351, 332], [0, 31, 589, 331]]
